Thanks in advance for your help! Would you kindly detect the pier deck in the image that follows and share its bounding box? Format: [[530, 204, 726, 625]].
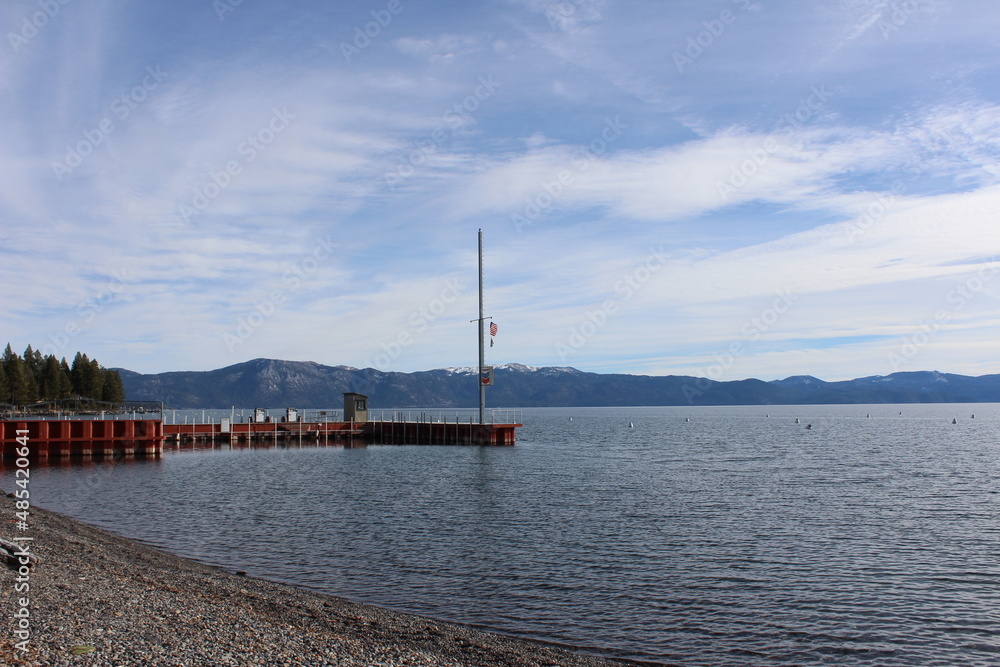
[[0, 418, 163, 458], [2, 416, 521, 458], [162, 420, 520, 447]]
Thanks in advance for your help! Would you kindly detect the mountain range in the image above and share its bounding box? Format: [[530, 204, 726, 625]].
[[115, 359, 1000, 409]]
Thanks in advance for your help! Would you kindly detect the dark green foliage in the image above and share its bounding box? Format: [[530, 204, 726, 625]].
[[101, 369, 125, 403], [0, 362, 9, 404], [87, 359, 104, 400], [56, 359, 73, 399], [71, 352, 87, 396], [3, 344, 31, 405], [39, 355, 65, 401], [1, 343, 125, 407]]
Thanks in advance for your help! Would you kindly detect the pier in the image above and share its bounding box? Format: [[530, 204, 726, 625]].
[[162, 408, 522, 448], [0, 418, 163, 459], [2, 409, 522, 458]]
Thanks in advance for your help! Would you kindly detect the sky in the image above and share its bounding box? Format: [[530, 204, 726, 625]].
[[2, 0, 1000, 381]]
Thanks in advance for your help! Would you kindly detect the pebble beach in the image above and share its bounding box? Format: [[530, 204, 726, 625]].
[[1, 494, 630, 667]]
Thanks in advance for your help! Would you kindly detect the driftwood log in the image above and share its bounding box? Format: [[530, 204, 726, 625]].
[[0, 537, 38, 569]]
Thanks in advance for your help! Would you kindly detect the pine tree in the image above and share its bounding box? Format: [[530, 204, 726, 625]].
[[58, 358, 73, 399], [40, 355, 64, 401], [0, 362, 8, 405], [24, 345, 43, 384], [23, 371, 38, 404], [3, 345, 31, 406], [70, 352, 88, 396], [87, 359, 104, 400], [2, 344, 124, 406], [101, 369, 126, 404]]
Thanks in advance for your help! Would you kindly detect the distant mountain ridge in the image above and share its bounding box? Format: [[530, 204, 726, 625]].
[[115, 359, 1000, 409]]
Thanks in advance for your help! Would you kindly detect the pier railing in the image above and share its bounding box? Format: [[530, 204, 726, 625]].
[[5, 408, 523, 427], [370, 409, 522, 425], [1, 410, 162, 421]]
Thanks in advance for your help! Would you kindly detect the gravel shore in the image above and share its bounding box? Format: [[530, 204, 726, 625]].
[[1, 493, 632, 667]]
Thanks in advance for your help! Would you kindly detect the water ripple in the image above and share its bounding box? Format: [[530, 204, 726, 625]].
[[5, 403, 1000, 665]]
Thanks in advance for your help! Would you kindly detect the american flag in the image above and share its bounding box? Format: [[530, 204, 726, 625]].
[[490, 322, 498, 336]]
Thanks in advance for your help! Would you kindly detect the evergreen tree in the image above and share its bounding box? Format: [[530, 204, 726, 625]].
[[58, 358, 73, 399], [101, 369, 126, 404], [3, 345, 31, 406], [87, 358, 104, 400], [0, 362, 8, 405], [70, 352, 88, 396], [23, 371, 38, 404], [40, 355, 64, 401], [24, 345, 43, 384], [1, 344, 124, 406]]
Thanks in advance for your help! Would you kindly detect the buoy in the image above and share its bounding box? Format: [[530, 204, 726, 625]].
[[685, 417, 690, 422], [805, 424, 812, 430], [866, 413, 870, 418], [952, 418, 957, 424], [628, 422, 634, 428], [795, 418, 800, 424]]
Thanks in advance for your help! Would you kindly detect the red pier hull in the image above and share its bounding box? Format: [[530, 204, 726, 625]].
[[2, 418, 521, 458], [1, 419, 163, 458]]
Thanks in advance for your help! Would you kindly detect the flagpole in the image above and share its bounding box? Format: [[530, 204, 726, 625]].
[[478, 228, 486, 424]]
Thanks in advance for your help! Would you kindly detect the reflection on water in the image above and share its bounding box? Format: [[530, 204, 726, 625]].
[[5, 404, 1000, 665]]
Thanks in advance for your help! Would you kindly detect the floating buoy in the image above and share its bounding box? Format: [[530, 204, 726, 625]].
[[866, 413, 870, 418], [569, 417, 573, 421], [685, 417, 690, 422], [805, 424, 812, 430], [795, 418, 800, 424], [952, 418, 957, 424], [628, 422, 634, 428]]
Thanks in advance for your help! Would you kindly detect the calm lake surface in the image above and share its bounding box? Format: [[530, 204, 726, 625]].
[[5, 404, 1000, 665]]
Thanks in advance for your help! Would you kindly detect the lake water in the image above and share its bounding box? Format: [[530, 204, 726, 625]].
[[5, 404, 1000, 665]]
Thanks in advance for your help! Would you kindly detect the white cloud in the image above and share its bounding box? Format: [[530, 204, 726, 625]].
[[4, 0, 1000, 381]]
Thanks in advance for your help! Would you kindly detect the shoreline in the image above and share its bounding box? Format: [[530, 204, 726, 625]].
[[1, 494, 633, 666]]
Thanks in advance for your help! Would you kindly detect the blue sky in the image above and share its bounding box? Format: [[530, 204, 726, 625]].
[[3, 0, 1000, 380]]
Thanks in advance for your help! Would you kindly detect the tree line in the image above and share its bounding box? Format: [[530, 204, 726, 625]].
[[1, 344, 126, 407]]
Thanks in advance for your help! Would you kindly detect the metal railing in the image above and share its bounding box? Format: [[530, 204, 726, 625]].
[[371, 409, 522, 425]]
